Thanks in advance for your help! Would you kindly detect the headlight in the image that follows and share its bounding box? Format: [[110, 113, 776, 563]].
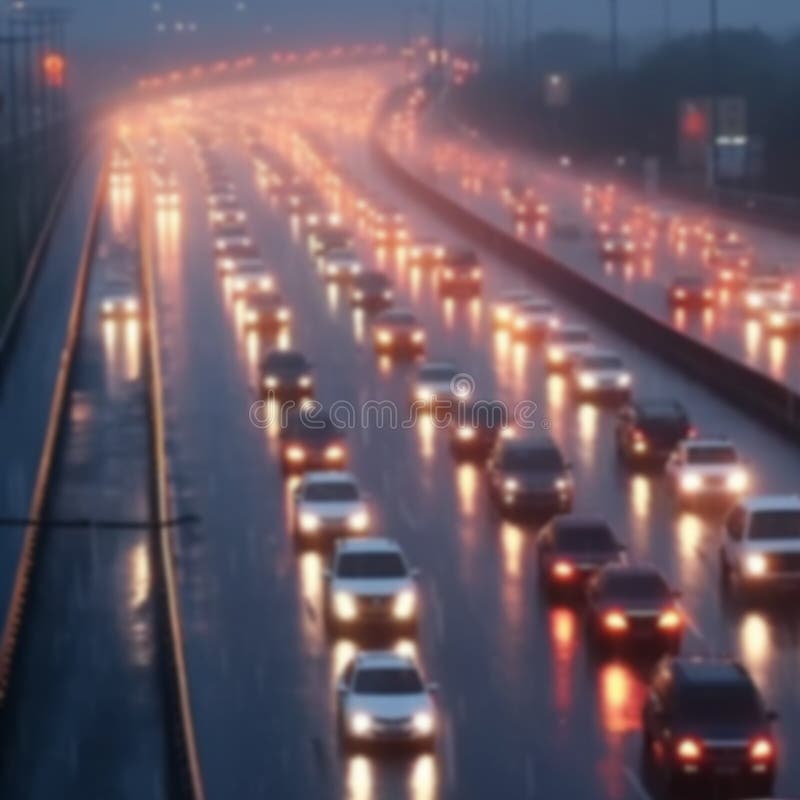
[[412, 711, 434, 735], [124, 298, 138, 313], [349, 711, 372, 735], [353, 290, 364, 300], [514, 318, 528, 331], [219, 258, 235, 272], [286, 445, 305, 462], [746, 293, 762, 308], [334, 592, 358, 620], [327, 265, 339, 276], [416, 387, 433, 402], [617, 373, 631, 388], [298, 375, 313, 389], [259, 277, 274, 291], [504, 478, 519, 493], [456, 426, 476, 440], [769, 312, 786, 328], [382, 289, 393, 300], [102, 300, 114, 314], [727, 469, 748, 492], [347, 509, 369, 532], [744, 553, 768, 577], [495, 306, 511, 322], [299, 512, 320, 532], [277, 308, 291, 322], [264, 376, 278, 389], [411, 330, 425, 343], [376, 330, 393, 345], [554, 476, 570, 492], [548, 347, 564, 363], [679, 472, 702, 493], [393, 589, 417, 620], [578, 373, 597, 390], [245, 310, 259, 324], [325, 444, 345, 461]]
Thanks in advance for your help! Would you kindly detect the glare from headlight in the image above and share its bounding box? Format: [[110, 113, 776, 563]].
[[411, 330, 425, 343], [393, 589, 417, 620], [325, 444, 345, 461], [376, 330, 393, 345], [264, 376, 278, 389], [727, 470, 748, 492], [412, 711, 435, 735], [124, 298, 138, 313], [299, 512, 320, 532], [578, 373, 597, 390], [745, 553, 768, 577], [548, 347, 564, 363], [245, 310, 259, 324], [102, 300, 114, 314], [286, 445, 305, 462], [277, 308, 291, 322], [298, 375, 313, 389], [504, 478, 519, 492], [680, 472, 702, 493], [554, 476, 569, 491], [456, 426, 476, 440], [350, 711, 372, 735], [617, 373, 632, 388], [348, 509, 369, 532], [334, 592, 357, 620]]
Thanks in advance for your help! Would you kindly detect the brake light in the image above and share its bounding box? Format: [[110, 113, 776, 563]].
[[552, 560, 575, 580], [633, 429, 646, 442], [603, 611, 628, 631], [676, 737, 703, 762], [749, 738, 773, 762], [657, 609, 682, 630]]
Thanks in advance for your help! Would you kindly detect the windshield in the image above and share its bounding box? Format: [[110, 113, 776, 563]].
[[555, 330, 590, 344], [305, 483, 358, 501], [583, 356, 623, 370], [687, 445, 737, 464], [337, 552, 407, 578], [678, 685, 761, 726], [354, 667, 423, 694], [749, 510, 800, 541], [501, 445, 563, 471], [601, 571, 670, 602], [557, 525, 617, 552], [420, 366, 456, 382], [266, 353, 306, 371]]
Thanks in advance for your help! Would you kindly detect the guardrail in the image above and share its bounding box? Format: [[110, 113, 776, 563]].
[[371, 129, 800, 439], [138, 165, 206, 800], [0, 157, 107, 705]]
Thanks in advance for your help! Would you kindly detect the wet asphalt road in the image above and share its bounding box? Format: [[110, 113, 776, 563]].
[[141, 75, 800, 800]]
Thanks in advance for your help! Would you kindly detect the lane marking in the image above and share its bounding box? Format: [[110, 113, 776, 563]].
[[623, 766, 653, 800]]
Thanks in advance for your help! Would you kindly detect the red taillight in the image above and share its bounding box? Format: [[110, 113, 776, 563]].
[[749, 737, 774, 762], [603, 611, 628, 632], [633, 429, 646, 442], [687, 426, 698, 438], [676, 737, 703, 762], [657, 609, 682, 630], [552, 560, 575, 580]]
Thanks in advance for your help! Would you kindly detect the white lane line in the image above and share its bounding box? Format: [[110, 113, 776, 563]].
[[398, 500, 419, 531], [623, 766, 653, 800]]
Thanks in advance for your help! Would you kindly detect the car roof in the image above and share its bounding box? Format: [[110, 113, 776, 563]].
[[419, 361, 457, 375], [554, 514, 612, 531], [354, 651, 416, 670], [684, 436, 733, 448], [376, 308, 417, 324], [671, 658, 751, 687], [741, 495, 800, 513], [578, 349, 621, 362], [336, 537, 402, 555], [303, 471, 357, 485], [634, 398, 686, 416], [502, 435, 560, 453], [553, 323, 590, 335], [599, 563, 663, 580]]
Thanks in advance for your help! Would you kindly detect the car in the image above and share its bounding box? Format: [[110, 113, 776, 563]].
[[407, 238, 446, 268], [487, 435, 573, 517], [437, 251, 483, 297], [213, 223, 253, 254], [449, 399, 509, 461], [260, 350, 313, 399], [762, 305, 800, 335], [709, 240, 752, 284], [279, 409, 347, 473], [242, 294, 292, 334], [512, 196, 550, 223], [668, 275, 716, 308], [586, 564, 683, 654], [600, 235, 637, 261], [349, 271, 393, 310], [571, 350, 632, 401], [491, 290, 536, 328], [545, 324, 593, 371], [310, 226, 354, 258], [324, 538, 420, 635], [412, 361, 466, 409], [228, 263, 276, 300], [336, 651, 437, 750], [742, 273, 793, 314], [208, 199, 246, 226], [321, 248, 362, 282], [642, 657, 777, 798], [537, 515, 626, 598], [371, 207, 408, 245], [720, 495, 800, 591], [666, 437, 749, 506], [372, 309, 426, 357], [616, 399, 693, 466], [217, 246, 263, 275], [511, 298, 560, 340], [292, 471, 369, 546], [100, 293, 140, 320], [302, 206, 340, 231]]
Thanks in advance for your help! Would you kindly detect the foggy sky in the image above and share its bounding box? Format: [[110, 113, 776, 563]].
[[63, 0, 799, 47]]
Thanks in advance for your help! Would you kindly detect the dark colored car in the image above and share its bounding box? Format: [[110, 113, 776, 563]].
[[668, 275, 716, 308], [260, 350, 314, 400], [242, 293, 292, 333], [616, 399, 693, 466], [586, 565, 683, 654], [487, 436, 573, 517], [537, 515, 626, 597], [438, 250, 482, 297], [349, 271, 394, 310], [642, 658, 777, 798], [372, 309, 426, 357], [279, 409, 348, 473], [449, 400, 509, 461]]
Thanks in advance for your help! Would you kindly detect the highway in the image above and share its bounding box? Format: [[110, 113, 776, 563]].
[[1, 60, 800, 800]]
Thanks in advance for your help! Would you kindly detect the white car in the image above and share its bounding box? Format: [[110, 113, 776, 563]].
[[228, 263, 275, 299], [324, 538, 420, 634], [743, 275, 792, 313], [667, 438, 749, 504], [292, 472, 369, 546], [491, 289, 535, 328], [545, 324, 593, 370], [217, 250, 262, 275], [512, 298, 560, 339], [337, 651, 437, 749], [412, 361, 465, 407], [721, 495, 800, 589], [214, 225, 253, 254], [100, 293, 140, 319], [571, 350, 632, 400], [322, 248, 363, 282]]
